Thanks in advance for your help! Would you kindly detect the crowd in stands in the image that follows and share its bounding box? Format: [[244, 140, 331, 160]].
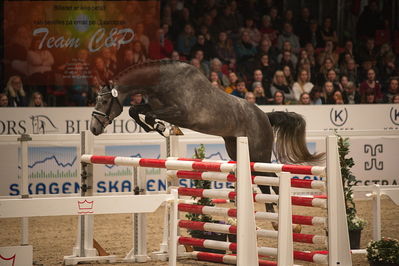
[[1, 0, 399, 107]]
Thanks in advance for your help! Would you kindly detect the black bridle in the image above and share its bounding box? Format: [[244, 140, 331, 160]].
[[91, 83, 123, 129]]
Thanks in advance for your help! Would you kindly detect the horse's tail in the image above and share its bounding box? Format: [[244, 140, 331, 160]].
[[266, 111, 325, 164]]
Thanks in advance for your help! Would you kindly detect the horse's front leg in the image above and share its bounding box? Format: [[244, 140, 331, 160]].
[[128, 105, 154, 132]]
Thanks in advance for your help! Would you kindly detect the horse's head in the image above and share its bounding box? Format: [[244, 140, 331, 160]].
[[90, 81, 123, 135]]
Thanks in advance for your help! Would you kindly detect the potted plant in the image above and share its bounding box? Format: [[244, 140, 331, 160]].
[[185, 144, 227, 254], [367, 237, 399, 266], [337, 134, 366, 249]]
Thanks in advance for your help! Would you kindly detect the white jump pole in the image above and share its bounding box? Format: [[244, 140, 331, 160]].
[[236, 137, 258, 266], [372, 185, 382, 241], [326, 135, 352, 265], [18, 134, 32, 246], [277, 172, 294, 265]]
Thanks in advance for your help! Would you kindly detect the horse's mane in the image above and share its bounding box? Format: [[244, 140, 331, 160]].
[[113, 59, 187, 81]]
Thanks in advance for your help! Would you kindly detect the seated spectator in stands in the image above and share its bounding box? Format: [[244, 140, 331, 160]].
[[101, 47, 118, 75], [251, 69, 270, 95], [245, 91, 256, 104], [298, 48, 316, 71], [342, 81, 361, 104], [92, 57, 114, 87], [326, 69, 341, 91], [320, 16, 337, 47], [149, 28, 174, 60], [304, 43, 317, 68], [333, 90, 344, 104], [177, 24, 197, 58], [231, 80, 247, 98], [359, 68, 383, 102], [209, 71, 225, 91], [277, 41, 298, 67], [357, 58, 375, 83], [190, 58, 208, 78], [252, 82, 268, 105], [340, 58, 359, 84], [270, 70, 295, 103], [298, 92, 311, 105], [210, 58, 229, 86], [134, 22, 150, 52], [214, 31, 236, 65], [240, 17, 261, 47], [130, 93, 145, 105], [364, 90, 377, 104], [118, 49, 135, 72], [216, 4, 241, 36], [292, 69, 314, 102], [278, 50, 297, 72], [130, 41, 148, 65], [277, 23, 300, 54], [316, 57, 336, 86], [256, 38, 278, 64], [192, 50, 210, 76], [377, 51, 398, 90], [268, 6, 281, 31], [171, 50, 184, 61], [383, 77, 399, 103], [295, 7, 312, 47], [302, 20, 323, 49], [224, 72, 239, 94], [339, 40, 356, 66], [281, 9, 295, 28], [259, 15, 278, 46], [338, 75, 350, 91], [357, 38, 378, 65], [392, 94, 399, 103], [29, 91, 46, 107], [0, 93, 9, 107], [190, 34, 215, 60], [356, 0, 382, 40], [317, 40, 339, 67], [234, 30, 257, 64], [321, 81, 336, 104], [283, 65, 295, 87], [4, 75, 27, 106], [254, 54, 275, 87], [272, 91, 286, 105], [310, 86, 323, 105]]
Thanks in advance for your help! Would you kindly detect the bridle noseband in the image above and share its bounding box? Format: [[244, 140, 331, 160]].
[[91, 82, 123, 129]]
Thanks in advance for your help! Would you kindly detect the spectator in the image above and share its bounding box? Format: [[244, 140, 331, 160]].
[[7, 25, 31, 78], [245, 91, 256, 104], [92, 57, 114, 88], [383, 77, 399, 103], [69, 63, 89, 106], [302, 20, 323, 49], [377, 51, 398, 89], [130, 93, 145, 105], [340, 58, 359, 84], [326, 69, 341, 91], [209, 71, 224, 90], [134, 22, 150, 52], [240, 17, 261, 47], [339, 40, 356, 66], [4, 75, 27, 106], [277, 41, 298, 68], [216, 4, 241, 35], [320, 16, 337, 46], [364, 90, 377, 104], [190, 34, 215, 60], [256, 38, 278, 64], [321, 81, 336, 104], [282, 65, 295, 87], [295, 7, 312, 46], [224, 72, 239, 94], [177, 24, 196, 58], [317, 57, 336, 86], [277, 23, 300, 54], [214, 31, 236, 65], [171, 50, 183, 61], [252, 82, 268, 105], [317, 40, 339, 67], [342, 81, 361, 104], [131, 41, 148, 65], [29, 91, 46, 107], [333, 90, 345, 104], [359, 68, 383, 102], [231, 80, 247, 98], [272, 91, 285, 105], [292, 69, 314, 102], [270, 70, 295, 103], [118, 49, 135, 72], [392, 94, 399, 104], [310, 86, 323, 105], [251, 69, 270, 96], [0, 93, 9, 107], [259, 15, 278, 46], [210, 58, 229, 86], [254, 54, 275, 87], [100, 47, 118, 75], [356, 0, 383, 40], [357, 38, 378, 65], [148, 28, 174, 60], [234, 30, 257, 64], [192, 50, 210, 76], [298, 92, 311, 105]]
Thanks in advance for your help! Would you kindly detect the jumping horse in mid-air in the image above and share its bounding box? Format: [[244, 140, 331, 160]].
[[90, 60, 323, 217]]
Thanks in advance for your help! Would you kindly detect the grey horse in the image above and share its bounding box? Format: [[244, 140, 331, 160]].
[[90, 60, 323, 214]]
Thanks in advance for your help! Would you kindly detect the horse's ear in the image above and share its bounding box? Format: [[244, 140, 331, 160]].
[[111, 89, 118, 97]]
